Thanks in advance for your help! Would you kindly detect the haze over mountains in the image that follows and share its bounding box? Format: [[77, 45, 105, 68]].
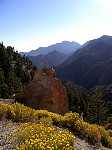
[[57, 35, 112, 89], [20, 41, 80, 68], [20, 35, 112, 89], [28, 50, 68, 68], [20, 41, 80, 56]]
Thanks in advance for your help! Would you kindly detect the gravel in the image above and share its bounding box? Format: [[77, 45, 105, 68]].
[[75, 137, 112, 150], [75, 137, 97, 150], [0, 120, 19, 150]]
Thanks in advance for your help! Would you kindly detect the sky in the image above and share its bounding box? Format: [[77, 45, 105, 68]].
[[0, 0, 112, 52]]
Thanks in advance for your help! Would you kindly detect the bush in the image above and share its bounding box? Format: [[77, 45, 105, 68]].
[[107, 129, 112, 137], [72, 119, 101, 144], [0, 102, 9, 120], [15, 123, 75, 150], [8, 102, 39, 123], [107, 116, 112, 129], [64, 112, 80, 126], [0, 102, 112, 148], [98, 127, 112, 148], [39, 116, 53, 126]]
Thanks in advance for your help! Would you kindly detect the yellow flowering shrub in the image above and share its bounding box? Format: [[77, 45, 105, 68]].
[[35, 109, 50, 119], [15, 123, 75, 150], [107, 129, 112, 137], [73, 119, 101, 144], [0, 102, 9, 120], [39, 116, 53, 125], [98, 126, 112, 148], [8, 102, 39, 122], [0, 102, 112, 148], [64, 112, 80, 126], [49, 112, 65, 126]]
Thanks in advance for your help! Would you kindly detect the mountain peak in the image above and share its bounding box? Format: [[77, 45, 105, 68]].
[[20, 41, 81, 56], [99, 35, 112, 40], [57, 35, 112, 89]]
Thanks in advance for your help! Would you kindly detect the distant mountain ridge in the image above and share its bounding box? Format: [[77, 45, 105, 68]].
[[28, 50, 68, 68], [57, 35, 112, 89], [20, 41, 81, 56]]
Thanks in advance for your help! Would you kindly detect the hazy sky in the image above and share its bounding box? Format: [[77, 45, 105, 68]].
[[0, 0, 112, 52]]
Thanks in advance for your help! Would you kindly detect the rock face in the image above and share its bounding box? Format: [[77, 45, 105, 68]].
[[15, 68, 69, 114]]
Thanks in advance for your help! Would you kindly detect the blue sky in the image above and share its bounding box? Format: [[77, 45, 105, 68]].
[[0, 0, 112, 52]]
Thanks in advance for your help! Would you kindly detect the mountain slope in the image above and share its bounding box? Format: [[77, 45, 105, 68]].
[[0, 42, 36, 98], [57, 35, 112, 89], [20, 41, 81, 56], [28, 50, 68, 68]]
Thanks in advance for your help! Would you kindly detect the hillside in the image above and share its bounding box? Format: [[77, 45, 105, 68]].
[[28, 50, 68, 68], [0, 102, 112, 149], [20, 41, 80, 56], [57, 35, 112, 89], [0, 42, 36, 98], [1, 39, 112, 149], [62, 80, 112, 126]]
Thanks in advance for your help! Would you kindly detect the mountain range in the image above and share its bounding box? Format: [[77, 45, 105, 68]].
[[20, 41, 80, 56], [57, 35, 112, 89], [28, 50, 68, 68], [20, 35, 112, 90]]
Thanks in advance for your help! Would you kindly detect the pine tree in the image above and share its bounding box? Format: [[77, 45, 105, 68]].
[[0, 42, 36, 98], [86, 87, 108, 125], [0, 68, 8, 98]]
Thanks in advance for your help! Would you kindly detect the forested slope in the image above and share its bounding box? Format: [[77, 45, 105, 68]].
[[0, 42, 36, 98]]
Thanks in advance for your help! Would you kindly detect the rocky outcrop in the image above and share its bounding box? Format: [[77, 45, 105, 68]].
[[15, 68, 69, 114]]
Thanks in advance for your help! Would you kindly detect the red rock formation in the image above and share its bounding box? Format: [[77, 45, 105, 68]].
[[15, 68, 69, 114]]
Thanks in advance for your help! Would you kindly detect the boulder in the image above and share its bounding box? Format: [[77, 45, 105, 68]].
[[15, 68, 69, 114]]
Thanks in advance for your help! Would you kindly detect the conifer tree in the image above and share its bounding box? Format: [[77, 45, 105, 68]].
[[86, 87, 108, 125], [0, 42, 36, 98], [0, 67, 8, 98]]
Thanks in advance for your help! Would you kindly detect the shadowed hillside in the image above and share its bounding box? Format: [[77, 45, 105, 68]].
[[28, 50, 68, 68], [57, 35, 112, 89]]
